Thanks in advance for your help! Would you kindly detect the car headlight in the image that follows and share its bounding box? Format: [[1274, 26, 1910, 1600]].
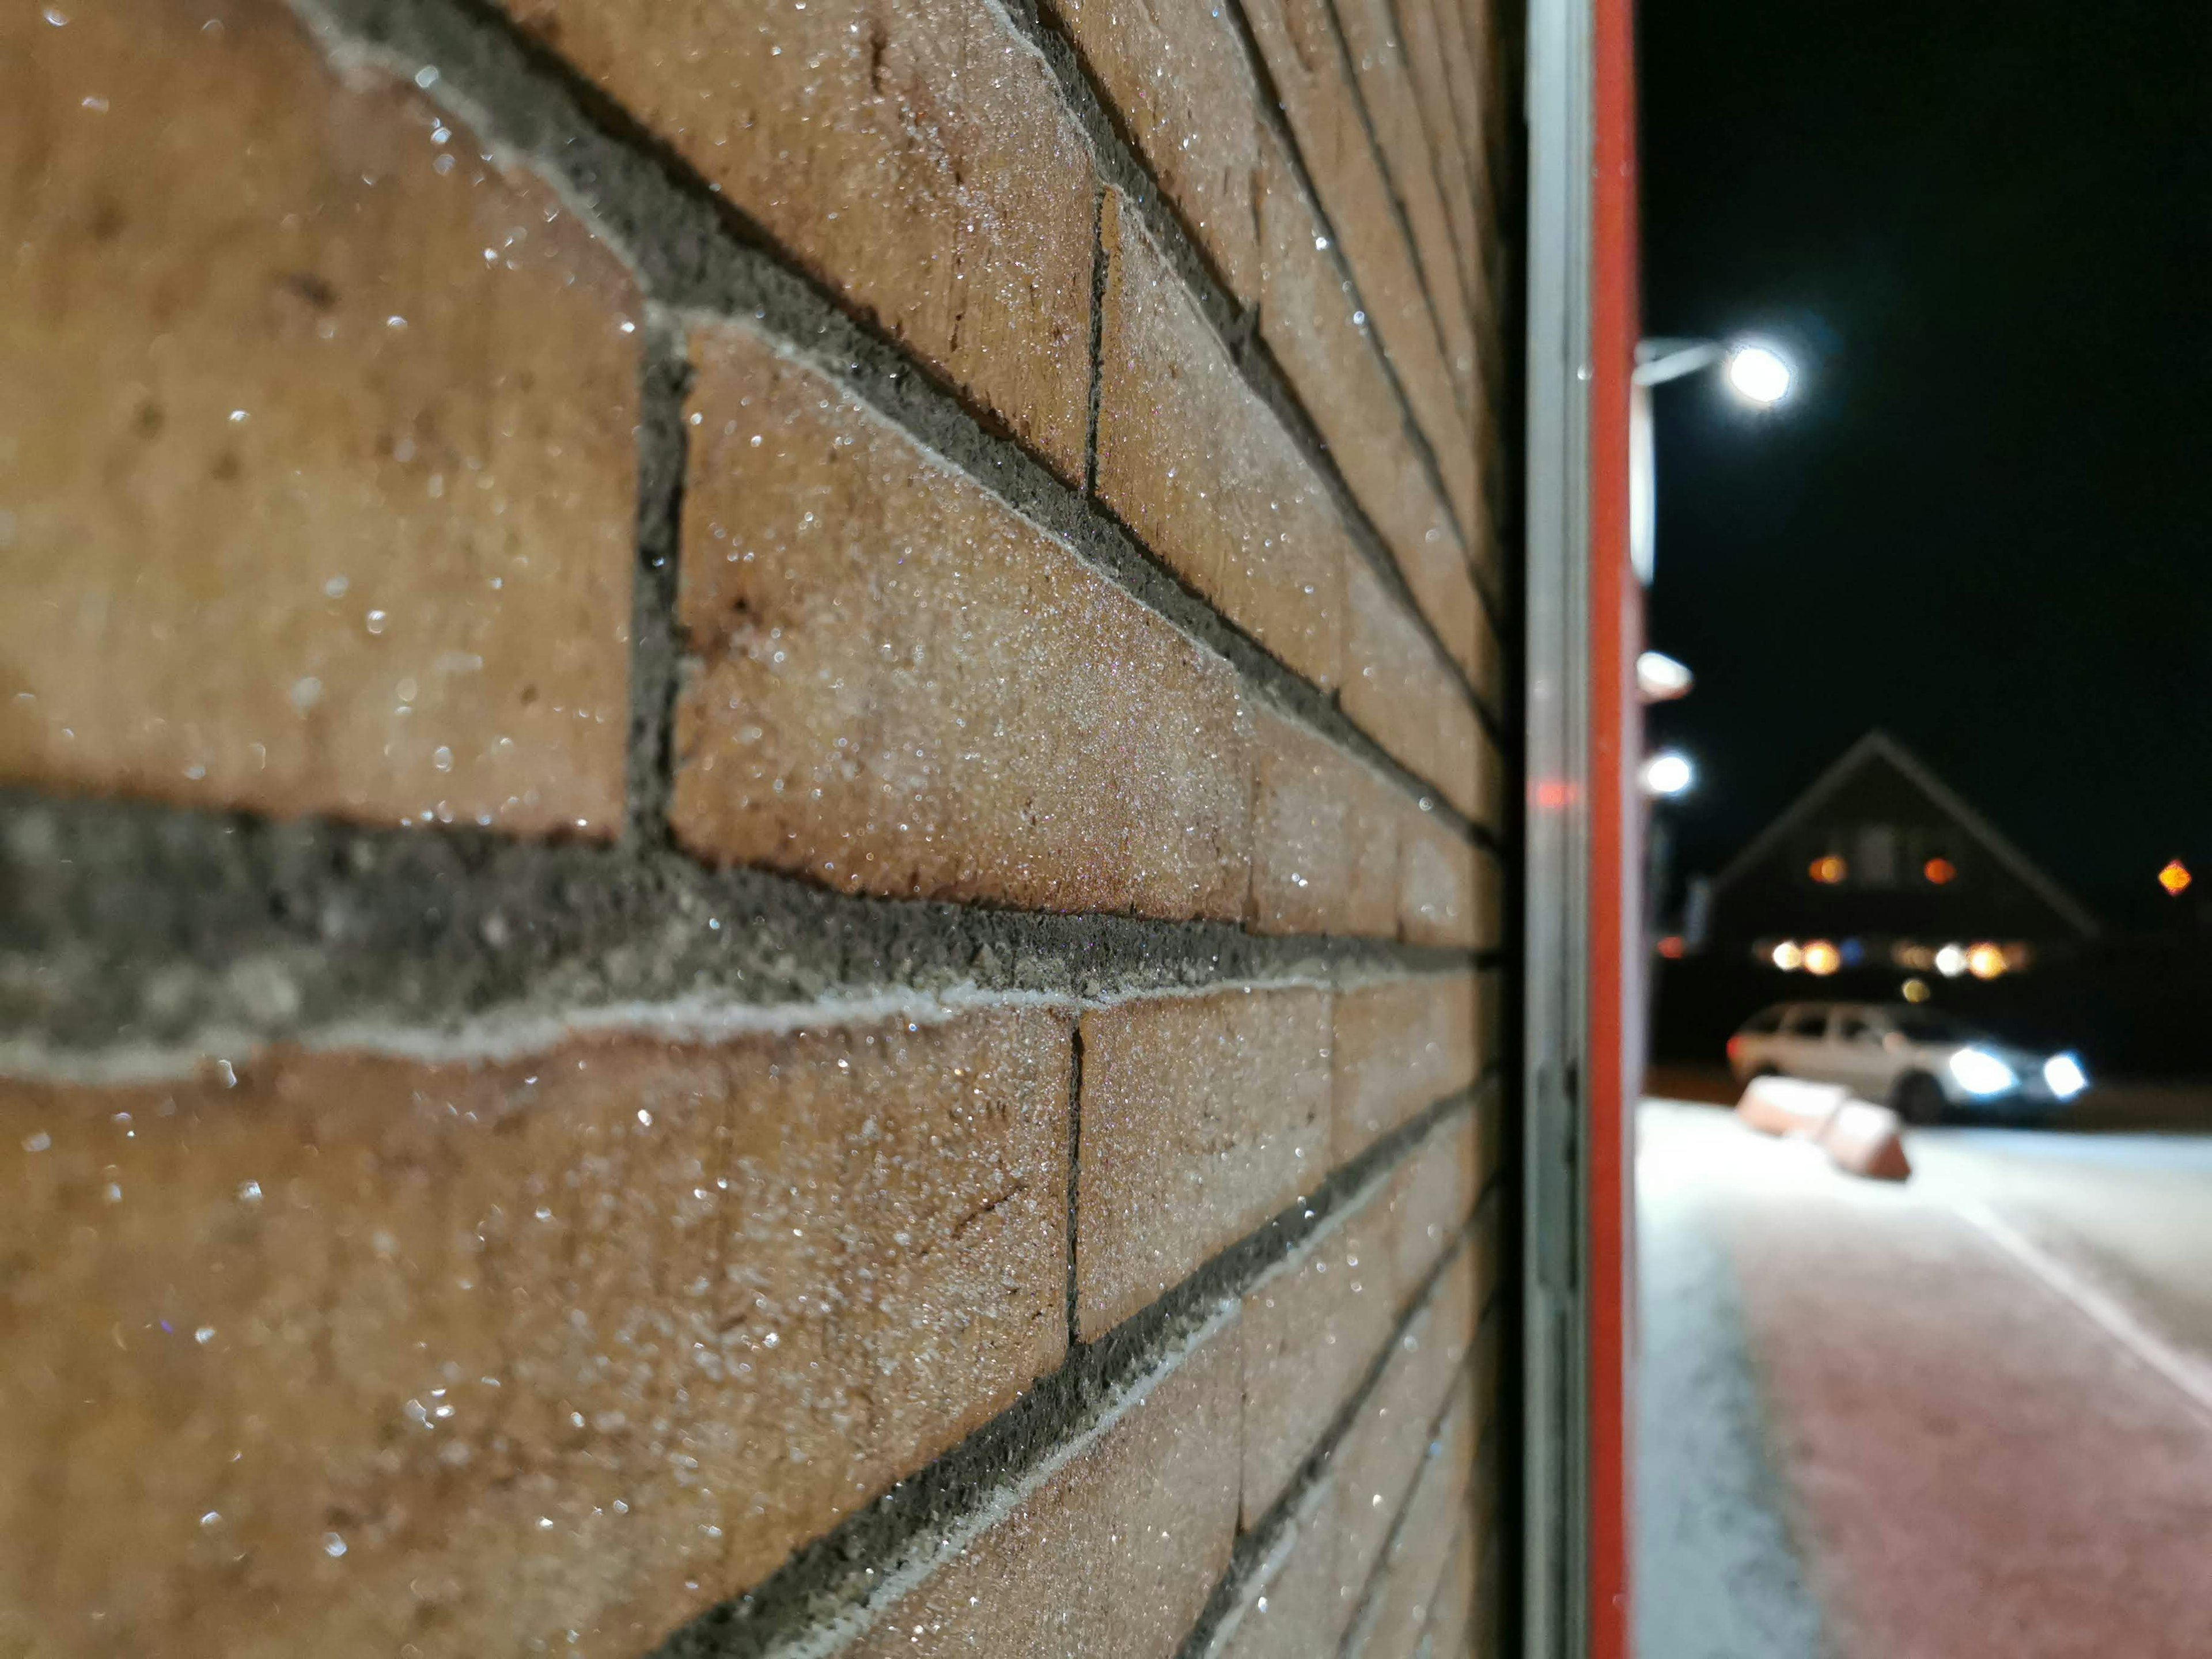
[[1948, 1047, 2017, 1097], [2043, 1052, 2088, 1100]]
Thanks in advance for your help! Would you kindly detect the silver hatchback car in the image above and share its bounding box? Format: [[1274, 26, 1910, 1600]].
[[1726, 1001, 2088, 1124]]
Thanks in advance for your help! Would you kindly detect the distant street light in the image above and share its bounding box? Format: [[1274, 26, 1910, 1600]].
[[1628, 332, 1800, 589], [1633, 335, 1798, 403], [1724, 343, 1793, 406], [1640, 750, 1696, 798], [1635, 650, 1694, 702]]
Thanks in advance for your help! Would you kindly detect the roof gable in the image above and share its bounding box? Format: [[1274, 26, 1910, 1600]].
[[1711, 730, 2098, 938]]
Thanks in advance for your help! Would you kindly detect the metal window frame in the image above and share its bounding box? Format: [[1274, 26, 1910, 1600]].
[[1522, 0, 1637, 1654]]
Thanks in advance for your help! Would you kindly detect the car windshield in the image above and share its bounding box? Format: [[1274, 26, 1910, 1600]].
[[1888, 1011, 1993, 1045]]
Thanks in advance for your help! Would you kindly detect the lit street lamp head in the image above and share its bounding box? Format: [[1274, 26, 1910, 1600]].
[[1641, 749, 1697, 798], [1725, 342, 1794, 406]]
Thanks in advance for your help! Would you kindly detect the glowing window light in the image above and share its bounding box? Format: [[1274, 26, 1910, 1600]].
[[1771, 941, 1804, 971], [1802, 940, 1842, 976], [1923, 857, 1957, 885], [1967, 942, 2007, 980], [1901, 977, 1931, 1003], [1808, 855, 1847, 885], [1934, 943, 1968, 979], [2160, 859, 2192, 896]]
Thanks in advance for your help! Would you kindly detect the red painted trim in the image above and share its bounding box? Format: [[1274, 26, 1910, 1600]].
[[1587, 0, 1641, 1653]]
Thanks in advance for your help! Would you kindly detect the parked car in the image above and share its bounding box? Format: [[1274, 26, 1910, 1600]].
[[1726, 1001, 2089, 1124]]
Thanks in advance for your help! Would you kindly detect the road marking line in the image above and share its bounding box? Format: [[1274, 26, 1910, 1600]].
[[1950, 1197, 2212, 1430]]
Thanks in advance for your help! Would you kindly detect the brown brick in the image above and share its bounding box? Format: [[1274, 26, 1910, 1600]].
[[1077, 987, 1332, 1338], [1438, 0, 1506, 229], [1400, 808, 1491, 949], [1390, 0, 1485, 324], [1325, 1248, 1477, 1626], [1237, 0, 1482, 538], [846, 1313, 1243, 1659], [501, 0, 1094, 481], [1330, 0, 1483, 419], [1217, 1244, 1478, 1659], [1239, 1179, 1396, 1523], [671, 321, 1252, 921], [1096, 192, 1347, 689], [0, 1012, 1069, 1656], [1418, 1513, 1481, 1659], [1255, 135, 1491, 666], [1247, 707, 1401, 938], [1047, 0, 1265, 305], [1344, 562, 1493, 821], [1209, 1476, 1346, 1659], [1381, 1108, 1479, 1293], [1334, 975, 1478, 1163], [0, 0, 637, 838], [1346, 1377, 1478, 1659]]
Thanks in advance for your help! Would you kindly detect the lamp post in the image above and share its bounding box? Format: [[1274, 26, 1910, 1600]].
[[1627, 335, 1797, 584], [1627, 335, 1796, 1058]]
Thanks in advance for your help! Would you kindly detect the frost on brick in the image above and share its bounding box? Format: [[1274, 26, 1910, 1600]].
[[672, 323, 1252, 922], [0, 1010, 1069, 1654], [1049, 0, 1268, 304], [0, 0, 637, 837], [1248, 707, 1400, 937], [498, 0, 1094, 480], [1333, 975, 1478, 1161], [842, 1316, 1241, 1658], [1094, 192, 1348, 691], [1075, 987, 1332, 1337]]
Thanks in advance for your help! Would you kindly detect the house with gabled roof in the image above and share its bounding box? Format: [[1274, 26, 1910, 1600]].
[[1703, 730, 2096, 987]]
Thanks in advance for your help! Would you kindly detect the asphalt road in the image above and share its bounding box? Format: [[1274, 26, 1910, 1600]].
[[1637, 1100, 2212, 1659]]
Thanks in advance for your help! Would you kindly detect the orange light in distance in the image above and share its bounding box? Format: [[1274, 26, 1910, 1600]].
[[2160, 859, 2192, 896], [1802, 940, 1842, 976], [1809, 855, 1847, 885], [1901, 977, 1931, 1003], [1924, 857, 1957, 885], [1657, 935, 1686, 959], [1967, 942, 2007, 980]]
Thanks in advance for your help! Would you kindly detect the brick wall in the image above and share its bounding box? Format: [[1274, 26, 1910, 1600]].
[[0, 0, 1518, 1653]]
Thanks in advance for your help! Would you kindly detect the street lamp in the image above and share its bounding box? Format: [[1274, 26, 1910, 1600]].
[[1639, 749, 1696, 798], [1633, 336, 1797, 403], [1724, 344, 1793, 406], [1627, 334, 1798, 585]]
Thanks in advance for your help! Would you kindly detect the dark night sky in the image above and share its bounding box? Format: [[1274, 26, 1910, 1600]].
[[1638, 2, 2212, 929]]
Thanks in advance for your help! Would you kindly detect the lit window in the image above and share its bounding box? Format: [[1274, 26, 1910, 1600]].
[[1809, 855, 1847, 885]]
